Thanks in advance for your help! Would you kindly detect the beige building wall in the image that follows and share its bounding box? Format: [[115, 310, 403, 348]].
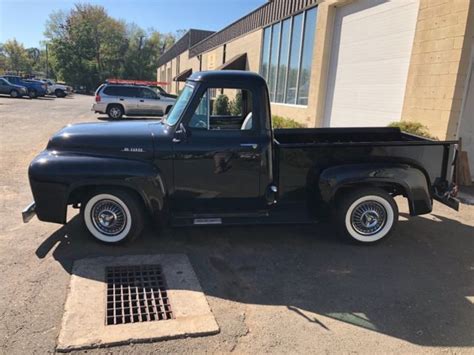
[[401, 0, 473, 139], [156, 0, 471, 134], [225, 29, 263, 72], [202, 46, 224, 70]]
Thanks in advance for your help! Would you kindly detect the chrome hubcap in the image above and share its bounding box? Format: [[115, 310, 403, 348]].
[[351, 201, 387, 236], [91, 199, 127, 236], [110, 108, 121, 118]]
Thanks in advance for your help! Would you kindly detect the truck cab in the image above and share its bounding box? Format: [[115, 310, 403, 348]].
[[25, 71, 459, 245], [164, 71, 274, 215]]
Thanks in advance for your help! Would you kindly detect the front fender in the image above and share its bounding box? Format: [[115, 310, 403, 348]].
[[29, 151, 166, 224], [318, 163, 432, 215]]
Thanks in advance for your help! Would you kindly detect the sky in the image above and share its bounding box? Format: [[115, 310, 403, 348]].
[[0, 0, 265, 48]]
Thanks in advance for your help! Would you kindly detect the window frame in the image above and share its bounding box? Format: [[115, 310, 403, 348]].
[[183, 85, 258, 135], [259, 6, 317, 106], [140, 87, 158, 99]]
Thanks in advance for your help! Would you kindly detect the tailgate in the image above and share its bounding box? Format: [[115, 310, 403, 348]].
[[431, 141, 459, 211]]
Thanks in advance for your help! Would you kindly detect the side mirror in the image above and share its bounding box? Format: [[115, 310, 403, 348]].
[[172, 123, 187, 143], [156, 94, 161, 100]]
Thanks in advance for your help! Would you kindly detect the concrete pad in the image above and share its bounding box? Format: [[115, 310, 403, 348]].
[[57, 254, 219, 352]]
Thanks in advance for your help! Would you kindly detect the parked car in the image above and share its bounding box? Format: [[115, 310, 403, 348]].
[[24, 71, 459, 245], [41, 79, 70, 97], [92, 83, 176, 119], [1, 75, 47, 98], [0, 77, 28, 98]]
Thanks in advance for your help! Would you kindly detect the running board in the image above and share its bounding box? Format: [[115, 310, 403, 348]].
[[171, 209, 318, 227]]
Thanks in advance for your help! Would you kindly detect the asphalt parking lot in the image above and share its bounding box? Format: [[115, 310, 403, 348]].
[[0, 94, 473, 354]]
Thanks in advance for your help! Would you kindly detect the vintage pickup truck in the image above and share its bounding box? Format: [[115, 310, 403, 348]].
[[23, 71, 459, 245]]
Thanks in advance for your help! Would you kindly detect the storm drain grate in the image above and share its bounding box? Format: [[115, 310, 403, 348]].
[[105, 264, 173, 325]]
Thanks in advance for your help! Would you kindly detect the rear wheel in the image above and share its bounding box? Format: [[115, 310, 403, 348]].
[[81, 189, 145, 244], [107, 104, 124, 119], [10, 89, 19, 98], [336, 188, 398, 244]]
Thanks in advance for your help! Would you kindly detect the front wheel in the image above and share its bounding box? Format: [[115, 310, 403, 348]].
[[28, 89, 37, 98], [336, 188, 398, 244], [10, 89, 19, 98], [81, 190, 145, 244]]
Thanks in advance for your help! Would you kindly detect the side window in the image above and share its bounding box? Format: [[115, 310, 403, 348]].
[[122, 87, 137, 97], [188, 88, 253, 131], [188, 90, 209, 129], [103, 86, 119, 96], [141, 88, 157, 99]]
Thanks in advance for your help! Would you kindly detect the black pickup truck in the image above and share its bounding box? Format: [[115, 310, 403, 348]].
[[24, 71, 459, 244]]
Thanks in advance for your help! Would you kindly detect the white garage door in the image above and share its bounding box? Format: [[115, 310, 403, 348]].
[[324, 0, 419, 127]]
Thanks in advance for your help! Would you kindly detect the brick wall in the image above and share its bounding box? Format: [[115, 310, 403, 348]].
[[401, 0, 473, 139]]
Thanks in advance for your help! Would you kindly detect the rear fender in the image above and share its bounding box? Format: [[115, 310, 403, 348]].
[[319, 163, 432, 215]]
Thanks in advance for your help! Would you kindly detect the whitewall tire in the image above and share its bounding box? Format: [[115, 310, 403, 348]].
[[337, 188, 398, 244], [82, 190, 145, 244]]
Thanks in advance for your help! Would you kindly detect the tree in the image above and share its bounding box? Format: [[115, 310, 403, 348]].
[[43, 4, 178, 89], [1, 39, 32, 73], [44, 4, 127, 89]]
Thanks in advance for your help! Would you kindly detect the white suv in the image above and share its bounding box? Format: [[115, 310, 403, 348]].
[[92, 84, 176, 119]]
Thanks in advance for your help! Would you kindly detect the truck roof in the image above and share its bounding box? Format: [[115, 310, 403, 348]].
[[188, 70, 266, 86]]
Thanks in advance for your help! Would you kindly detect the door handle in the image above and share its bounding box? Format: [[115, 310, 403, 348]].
[[140, 99, 144, 102], [119, 98, 124, 101], [240, 143, 258, 149]]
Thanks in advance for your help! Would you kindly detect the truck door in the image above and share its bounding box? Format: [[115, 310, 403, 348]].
[[171, 86, 267, 214]]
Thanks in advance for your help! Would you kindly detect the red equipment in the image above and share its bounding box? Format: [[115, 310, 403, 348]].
[[106, 78, 169, 86]]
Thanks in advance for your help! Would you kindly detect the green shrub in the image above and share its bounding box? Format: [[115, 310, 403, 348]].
[[388, 121, 437, 139], [272, 115, 306, 129], [213, 94, 230, 115], [229, 92, 243, 116]]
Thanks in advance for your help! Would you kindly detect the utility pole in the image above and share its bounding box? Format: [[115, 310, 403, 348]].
[[45, 43, 49, 78]]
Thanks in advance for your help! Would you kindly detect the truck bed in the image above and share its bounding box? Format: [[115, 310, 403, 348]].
[[274, 127, 438, 146], [273, 127, 458, 213]]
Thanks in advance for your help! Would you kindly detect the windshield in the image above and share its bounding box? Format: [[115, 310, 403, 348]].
[[165, 83, 195, 126]]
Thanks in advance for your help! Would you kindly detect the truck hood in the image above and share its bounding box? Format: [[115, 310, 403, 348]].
[[46, 120, 170, 159]]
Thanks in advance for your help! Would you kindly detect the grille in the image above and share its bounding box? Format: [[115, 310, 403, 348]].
[[105, 264, 173, 325]]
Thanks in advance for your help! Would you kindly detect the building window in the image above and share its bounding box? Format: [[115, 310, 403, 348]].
[[260, 7, 317, 105]]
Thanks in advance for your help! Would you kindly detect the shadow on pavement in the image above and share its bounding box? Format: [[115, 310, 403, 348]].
[[35, 212, 474, 347]]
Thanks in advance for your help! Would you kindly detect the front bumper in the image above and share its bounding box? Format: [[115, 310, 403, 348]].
[[22, 202, 36, 223]]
